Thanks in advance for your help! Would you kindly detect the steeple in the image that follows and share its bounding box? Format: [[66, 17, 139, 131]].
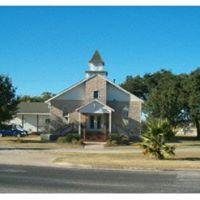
[[89, 50, 105, 67], [85, 50, 108, 78]]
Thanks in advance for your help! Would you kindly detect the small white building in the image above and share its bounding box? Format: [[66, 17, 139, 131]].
[[10, 102, 50, 133]]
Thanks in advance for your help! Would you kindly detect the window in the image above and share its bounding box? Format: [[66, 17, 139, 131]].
[[64, 113, 70, 124], [122, 107, 129, 119], [93, 91, 99, 99], [45, 118, 50, 124], [90, 116, 95, 129], [63, 106, 69, 124], [97, 116, 101, 129]]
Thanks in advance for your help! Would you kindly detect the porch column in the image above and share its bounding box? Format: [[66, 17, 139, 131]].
[[21, 114, 24, 128], [78, 112, 81, 136], [109, 111, 112, 134], [36, 114, 39, 133]]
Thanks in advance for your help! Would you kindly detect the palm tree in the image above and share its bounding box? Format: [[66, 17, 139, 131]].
[[141, 118, 175, 160]]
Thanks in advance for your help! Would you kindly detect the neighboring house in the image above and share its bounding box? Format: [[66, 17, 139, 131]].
[[46, 50, 143, 141], [176, 124, 197, 136], [10, 102, 50, 133]]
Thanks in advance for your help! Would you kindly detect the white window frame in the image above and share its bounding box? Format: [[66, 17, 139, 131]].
[[88, 115, 102, 131], [64, 113, 70, 124]]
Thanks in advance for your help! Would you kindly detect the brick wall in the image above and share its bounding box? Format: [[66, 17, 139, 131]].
[[107, 100, 141, 136], [49, 75, 142, 138], [129, 101, 142, 136], [49, 99, 84, 132], [85, 75, 107, 104]]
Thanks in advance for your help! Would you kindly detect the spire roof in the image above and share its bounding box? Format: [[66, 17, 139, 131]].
[[89, 50, 105, 66]]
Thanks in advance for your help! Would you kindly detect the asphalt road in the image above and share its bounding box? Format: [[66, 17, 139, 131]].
[[0, 164, 200, 193]]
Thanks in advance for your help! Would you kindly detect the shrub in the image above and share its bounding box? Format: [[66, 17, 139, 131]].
[[107, 133, 130, 146], [57, 136, 66, 143], [40, 133, 54, 142], [65, 133, 80, 143], [120, 135, 130, 145], [141, 118, 175, 160], [105, 139, 118, 147], [108, 133, 121, 144], [71, 138, 84, 145], [57, 133, 83, 145]]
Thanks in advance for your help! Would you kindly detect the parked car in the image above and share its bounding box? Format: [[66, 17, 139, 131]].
[[0, 124, 28, 137]]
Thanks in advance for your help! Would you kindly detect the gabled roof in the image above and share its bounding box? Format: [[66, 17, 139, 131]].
[[89, 50, 105, 66], [45, 75, 96, 103], [17, 102, 50, 115], [46, 74, 143, 103], [104, 76, 144, 103], [76, 99, 114, 114]]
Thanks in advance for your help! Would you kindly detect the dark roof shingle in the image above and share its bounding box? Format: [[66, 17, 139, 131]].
[[89, 50, 105, 66], [17, 102, 49, 114]]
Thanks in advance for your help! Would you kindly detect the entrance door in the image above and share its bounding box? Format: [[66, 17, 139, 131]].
[[86, 114, 105, 141], [89, 115, 102, 130]]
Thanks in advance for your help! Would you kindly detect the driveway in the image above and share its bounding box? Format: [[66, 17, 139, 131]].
[[0, 164, 200, 193]]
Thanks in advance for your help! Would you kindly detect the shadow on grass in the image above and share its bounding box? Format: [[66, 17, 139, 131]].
[[17, 140, 43, 144], [172, 157, 200, 161], [169, 136, 200, 143], [0, 147, 51, 151], [184, 144, 200, 147], [0, 139, 55, 144]]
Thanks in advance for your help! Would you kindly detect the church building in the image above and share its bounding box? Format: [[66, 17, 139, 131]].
[[46, 51, 143, 141]]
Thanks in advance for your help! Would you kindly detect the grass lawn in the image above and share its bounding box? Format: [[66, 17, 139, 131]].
[[1, 135, 200, 170], [54, 136, 200, 170], [0, 135, 84, 149], [54, 150, 200, 170]]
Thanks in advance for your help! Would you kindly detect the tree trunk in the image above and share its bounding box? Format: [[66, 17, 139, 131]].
[[195, 118, 200, 139]]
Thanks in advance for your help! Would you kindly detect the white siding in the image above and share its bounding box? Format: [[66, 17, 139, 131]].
[[78, 101, 112, 114], [9, 115, 49, 133], [38, 115, 49, 132], [9, 116, 22, 126], [24, 115, 37, 132], [107, 82, 130, 101], [57, 83, 85, 100]]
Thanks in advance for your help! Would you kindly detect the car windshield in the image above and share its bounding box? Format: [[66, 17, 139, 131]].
[[17, 125, 23, 129], [13, 124, 23, 130]]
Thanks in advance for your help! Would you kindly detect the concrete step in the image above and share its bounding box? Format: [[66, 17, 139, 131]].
[[84, 142, 105, 150]]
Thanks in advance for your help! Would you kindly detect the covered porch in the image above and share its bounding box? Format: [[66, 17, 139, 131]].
[[76, 99, 114, 142]]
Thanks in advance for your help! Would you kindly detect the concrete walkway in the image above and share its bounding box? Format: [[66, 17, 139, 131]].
[[84, 142, 105, 150]]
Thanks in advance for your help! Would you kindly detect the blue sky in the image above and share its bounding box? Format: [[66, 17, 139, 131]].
[[0, 6, 200, 96]]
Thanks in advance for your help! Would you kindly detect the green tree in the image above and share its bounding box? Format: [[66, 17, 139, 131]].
[[144, 75, 184, 127], [121, 75, 148, 100], [186, 68, 200, 138], [144, 70, 173, 93], [0, 75, 19, 127], [121, 68, 200, 137], [141, 118, 175, 160], [121, 70, 174, 101], [19, 91, 55, 102], [121, 70, 186, 128], [41, 92, 55, 101]]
